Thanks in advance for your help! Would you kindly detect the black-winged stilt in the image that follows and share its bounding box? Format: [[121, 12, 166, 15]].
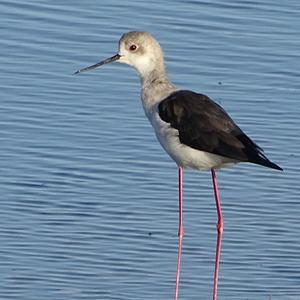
[[75, 31, 282, 300]]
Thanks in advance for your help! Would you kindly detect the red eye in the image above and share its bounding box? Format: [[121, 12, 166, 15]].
[[129, 44, 137, 51]]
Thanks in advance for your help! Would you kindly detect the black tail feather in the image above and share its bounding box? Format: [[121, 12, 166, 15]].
[[237, 134, 283, 171], [253, 156, 283, 171]]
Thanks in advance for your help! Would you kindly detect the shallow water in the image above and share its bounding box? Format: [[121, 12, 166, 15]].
[[1, 1, 300, 299]]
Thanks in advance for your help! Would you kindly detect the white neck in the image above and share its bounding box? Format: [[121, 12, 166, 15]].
[[140, 68, 176, 120]]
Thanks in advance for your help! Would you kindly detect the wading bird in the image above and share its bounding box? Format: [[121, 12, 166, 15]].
[[75, 31, 282, 300]]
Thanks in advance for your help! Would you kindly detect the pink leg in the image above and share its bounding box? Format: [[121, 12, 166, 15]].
[[174, 166, 184, 300], [178, 166, 184, 237], [211, 169, 224, 300]]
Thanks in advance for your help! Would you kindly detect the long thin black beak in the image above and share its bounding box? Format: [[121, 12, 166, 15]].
[[74, 53, 121, 75]]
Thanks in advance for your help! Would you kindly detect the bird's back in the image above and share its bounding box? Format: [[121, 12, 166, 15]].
[[158, 90, 282, 170]]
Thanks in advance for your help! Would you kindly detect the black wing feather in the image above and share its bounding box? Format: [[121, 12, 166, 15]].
[[158, 90, 282, 170]]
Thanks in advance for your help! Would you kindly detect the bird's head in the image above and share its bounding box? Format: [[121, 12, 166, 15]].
[[74, 31, 166, 79]]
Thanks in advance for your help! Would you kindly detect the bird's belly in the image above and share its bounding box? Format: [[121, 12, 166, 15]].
[[151, 114, 237, 170]]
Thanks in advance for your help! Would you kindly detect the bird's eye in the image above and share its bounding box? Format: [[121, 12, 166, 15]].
[[129, 44, 137, 51]]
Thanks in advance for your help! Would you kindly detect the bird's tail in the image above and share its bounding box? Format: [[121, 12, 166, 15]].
[[238, 134, 283, 171], [254, 155, 283, 171]]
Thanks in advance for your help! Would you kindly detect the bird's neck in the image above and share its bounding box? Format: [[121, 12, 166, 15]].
[[140, 68, 176, 119]]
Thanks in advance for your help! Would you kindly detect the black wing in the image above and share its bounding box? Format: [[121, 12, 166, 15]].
[[158, 90, 282, 170]]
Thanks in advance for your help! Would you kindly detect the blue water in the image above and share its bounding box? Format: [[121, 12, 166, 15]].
[[1, 1, 300, 299]]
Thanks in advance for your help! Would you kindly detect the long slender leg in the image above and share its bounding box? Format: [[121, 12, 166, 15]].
[[211, 169, 224, 300], [178, 166, 184, 237], [174, 166, 184, 300]]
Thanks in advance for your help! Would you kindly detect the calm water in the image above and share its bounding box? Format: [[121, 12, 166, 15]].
[[1, 1, 300, 299]]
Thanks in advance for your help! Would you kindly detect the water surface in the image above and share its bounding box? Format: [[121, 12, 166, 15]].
[[1, 1, 300, 299]]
